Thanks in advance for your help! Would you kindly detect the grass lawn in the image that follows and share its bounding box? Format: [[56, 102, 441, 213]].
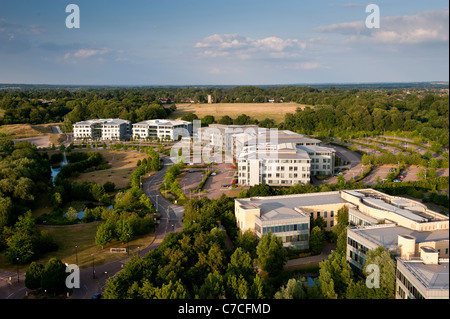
[[35, 222, 155, 270], [0, 222, 155, 272], [168, 102, 310, 124], [69, 149, 151, 189]]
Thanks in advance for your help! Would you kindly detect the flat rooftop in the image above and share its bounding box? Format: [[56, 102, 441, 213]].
[[133, 119, 191, 126], [349, 225, 449, 249], [238, 191, 345, 209], [75, 118, 130, 126], [398, 259, 449, 291]]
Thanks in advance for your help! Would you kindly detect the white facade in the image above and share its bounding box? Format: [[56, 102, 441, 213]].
[[73, 119, 131, 141], [237, 143, 312, 186], [198, 124, 335, 186], [132, 119, 192, 141]]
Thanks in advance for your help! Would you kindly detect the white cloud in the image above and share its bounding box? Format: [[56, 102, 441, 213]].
[[73, 48, 111, 58], [315, 8, 449, 45], [292, 62, 329, 70], [195, 33, 308, 59]]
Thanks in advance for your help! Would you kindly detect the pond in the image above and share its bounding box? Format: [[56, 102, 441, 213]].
[[76, 204, 114, 219], [50, 151, 68, 185]]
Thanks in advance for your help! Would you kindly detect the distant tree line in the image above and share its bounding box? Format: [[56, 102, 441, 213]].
[[2, 86, 447, 146]]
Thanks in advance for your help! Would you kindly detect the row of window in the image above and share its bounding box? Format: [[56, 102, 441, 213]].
[[260, 223, 309, 234], [265, 179, 308, 185], [279, 234, 309, 243], [349, 250, 366, 267], [396, 270, 425, 299], [311, 164, 331, 170], [347, 237, 369, 255], [311, 158, 331, 163], [312, 211, 335, 218]]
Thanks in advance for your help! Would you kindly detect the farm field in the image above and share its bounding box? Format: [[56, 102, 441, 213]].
[[69, 149, 150, 189], [168, 102, 309, 123]]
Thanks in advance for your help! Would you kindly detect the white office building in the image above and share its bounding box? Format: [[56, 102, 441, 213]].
[[73, 119, 131, 141], [197, 124, 334, 186], [132, 119, 192, 141]]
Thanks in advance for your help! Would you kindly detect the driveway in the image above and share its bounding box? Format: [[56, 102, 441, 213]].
[[284, 242, 336, 270], [12, 136, 50, 148], [0, 154, 184, 300]]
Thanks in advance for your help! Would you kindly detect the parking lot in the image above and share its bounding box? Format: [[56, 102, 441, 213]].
[[203, 163, 238, 199], [361, 164, 397, 185], [179, 162, 238, 199]]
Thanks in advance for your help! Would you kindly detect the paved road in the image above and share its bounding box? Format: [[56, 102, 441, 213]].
[[1, 154, 183, 299], [285, 242, 336, 270], [69, 155, 184, 299]]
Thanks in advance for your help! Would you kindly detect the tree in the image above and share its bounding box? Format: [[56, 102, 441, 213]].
[[199, 271, 225, 299], [40, 258, 68, 295], [65, 206, 78, 221], [309, 226, 325, 253], [274, 278, 307, 299], [202, 115, 215, 126], [318, 250, 352, 299], [25, 261, 44, 290], [103, 181, 115, 193], [95, 219, 116, 248], [256, 232, 287, 277], [363, 246, 396, 299], [5, 232, 35, 264], [154, 279, 189, 299], [226, 247, 255, 281]]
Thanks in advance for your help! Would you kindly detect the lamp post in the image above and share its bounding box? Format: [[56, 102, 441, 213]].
[[75, 245, 78, 266], [127, 234, 129, 255], [92, 254, 95, 279], [156, 195, 159, 212], [16, 258, 19, 283]]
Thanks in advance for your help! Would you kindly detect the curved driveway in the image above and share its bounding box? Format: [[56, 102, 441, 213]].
[[1, 154, 184, 299]]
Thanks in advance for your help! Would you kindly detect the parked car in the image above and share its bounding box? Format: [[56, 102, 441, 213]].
[[92, 293, 102, 299]]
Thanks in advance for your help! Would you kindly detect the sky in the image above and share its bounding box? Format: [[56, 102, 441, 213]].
[[0, 0, 448, 85]]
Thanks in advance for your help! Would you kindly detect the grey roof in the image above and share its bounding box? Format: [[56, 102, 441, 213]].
[[238, 149, 310, 160], [237, 191, 346, 222], [298, 145, 336, 153], [74, 119, 130, 126], [363, 198, 429, 223], [238, 191, 346, 209], [133, 119, 190, 126], [398, 259, 449, 290], [349, 225, 449, 249]]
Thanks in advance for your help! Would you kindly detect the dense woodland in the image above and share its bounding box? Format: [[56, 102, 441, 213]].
[[0, 85, 448, 146], [0, 85, 448, 299]]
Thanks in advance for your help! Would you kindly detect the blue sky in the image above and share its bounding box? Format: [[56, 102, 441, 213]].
[[0, 0, 448, 85]]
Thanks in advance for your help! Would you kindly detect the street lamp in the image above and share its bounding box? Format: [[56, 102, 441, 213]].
[[92, 254, 95, 279], [156, 195, 159, 212], [16, 257, 19, 283], [75, 245, 78, 266]]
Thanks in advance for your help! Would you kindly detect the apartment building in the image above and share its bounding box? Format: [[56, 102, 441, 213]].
[[235, 191, 348, 248], [235, 188, 449, 298], [197, 124, 259, 155], [132, 119, 192, 141], [73, 119, 131, 141], [396, 251, 448, 299], [198, 124, 335, 186], [237, 143, 312, 186]]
